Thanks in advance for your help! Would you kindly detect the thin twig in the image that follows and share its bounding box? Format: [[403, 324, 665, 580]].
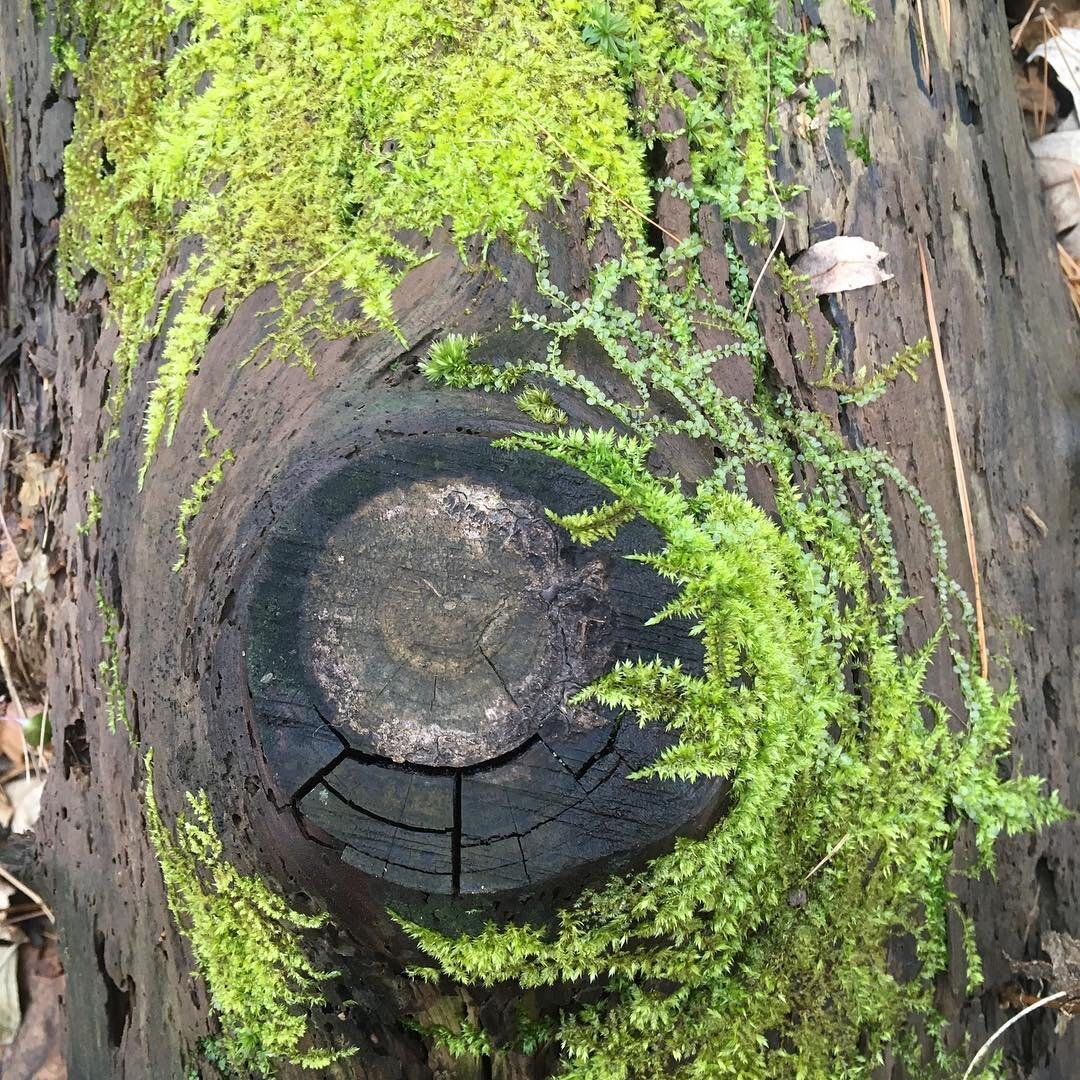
[[0, 862, 54, 923], [0, 632, 27, 726], [914, 0, 932, 89], [938, 0, 951, 49], [534, 123, 684, 246], [804, 832, 851, 882], [1011, 0, 1041, 51], [743, 217, 785, 321], [962, 991, 1068, 1079], [1057, 242, 1080, 317], [1041, 17, 1051, 138], [917, 240, 988, 679], [36, 692, 48, 773], [743, 52, 785, 321]]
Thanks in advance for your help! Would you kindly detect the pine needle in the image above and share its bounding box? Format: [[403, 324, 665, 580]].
[[917, 239, 988, 679], [938, 0, 951, 49], [0, 862, 55, 924], [914, 0, 931, 88], [962, 990, 1068, 1079]]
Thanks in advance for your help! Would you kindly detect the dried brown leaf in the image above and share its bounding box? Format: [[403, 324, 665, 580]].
[[1031, 28, 1080, 106], [790, 236, 894, 295], [1016, 62, 1059, 128], [15, 455, 60, 516], [0, 541, 17, 592]]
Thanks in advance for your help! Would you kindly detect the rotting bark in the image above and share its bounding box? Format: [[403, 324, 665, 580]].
[[1, 0, 1079, 1078]]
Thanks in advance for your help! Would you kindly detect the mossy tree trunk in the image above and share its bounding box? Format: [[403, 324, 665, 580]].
[[2, 1, 1079, 1078]]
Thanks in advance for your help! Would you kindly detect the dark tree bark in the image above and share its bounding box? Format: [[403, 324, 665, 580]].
[[2, 1, 1079, 1078]]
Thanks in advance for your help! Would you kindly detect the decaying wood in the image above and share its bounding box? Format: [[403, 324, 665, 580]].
[[2, 0, 1079, 1077]]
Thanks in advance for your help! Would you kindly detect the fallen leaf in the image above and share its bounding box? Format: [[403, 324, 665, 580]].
[[0, 944, 19, 1044], [0, 943, 67, 1080], [1015, 7, 1080, 54], [0, 540, 17, 591], [1030, 130, 1080, 233], [1031, 28, 1080, 109], [16, 455, 60, 515], [13, 550, 50, 596], [0, 718, 25, 770], [791, 236, 894, 295], [4, 777, 44, 834], [1016, 62, 1060, 129]]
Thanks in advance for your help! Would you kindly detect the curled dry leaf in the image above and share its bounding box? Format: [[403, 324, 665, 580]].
[[3, 778, 44, 835], [1031, 28, 1080, 109], [0, 539, 17, 592], [1030, 130, 1080, 235], [13, 550, 50, 597], [790, 236, 894, 295]]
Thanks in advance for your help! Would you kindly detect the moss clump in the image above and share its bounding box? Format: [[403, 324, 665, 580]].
[[172, 411, 233, 573], [403, 237, 1067, 1076], [54, 0, 1065, 1076], [75, 488, 103, 535], [95, 578, 130, 736], [56, 0, 805, 483], [144, 753, 354, 1076]]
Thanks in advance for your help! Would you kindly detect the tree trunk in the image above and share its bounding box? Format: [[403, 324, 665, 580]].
[[2, 1, 1078, 1078]]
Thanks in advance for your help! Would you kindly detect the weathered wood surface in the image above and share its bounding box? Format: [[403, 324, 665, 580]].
[[2, 0, 1079, 1077]]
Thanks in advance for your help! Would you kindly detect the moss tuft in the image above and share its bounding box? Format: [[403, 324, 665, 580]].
[[56, 0, 805, 482], [172, 411, 234, 573], [95, 579, 130, 737], [144, 753, 355, 1076], [408, 237, 1068, 1076]]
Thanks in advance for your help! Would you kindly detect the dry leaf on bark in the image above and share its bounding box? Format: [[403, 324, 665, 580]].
[[0, 539, 18, 591], [1014, 6, 1080, 54], [1015, 62, 1060, 128], [13, 550, 50, 597], [791, 236, 894, 295]]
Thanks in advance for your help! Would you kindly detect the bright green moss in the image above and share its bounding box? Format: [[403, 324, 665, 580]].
[[56, 0, 804, 484], [172, 412, 233, 572], [75, 487, 103, 535], [144, 753, 354, 1076], [405, 240, 1067, 1077], [54, 1, 1066, 1076]]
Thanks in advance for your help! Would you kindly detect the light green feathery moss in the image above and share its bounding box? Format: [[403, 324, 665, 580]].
[[54, 1, 1066, 1076], [56, 0, 805, 483], [144, 752, 355, 1076], [407, 237, 1067, 1077], [172, 411, 233, 572]]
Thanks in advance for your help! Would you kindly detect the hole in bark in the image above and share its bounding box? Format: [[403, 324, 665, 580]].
[[95, 931, 132, 1048]]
